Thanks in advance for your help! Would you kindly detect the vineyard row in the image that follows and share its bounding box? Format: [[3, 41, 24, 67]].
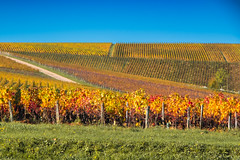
[[1, 87, 240, 129]]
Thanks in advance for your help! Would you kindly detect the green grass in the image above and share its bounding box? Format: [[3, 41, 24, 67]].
[[1, 122, 240, 159]]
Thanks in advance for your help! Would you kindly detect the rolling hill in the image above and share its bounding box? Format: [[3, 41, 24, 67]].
[[0, 43, 240, 97]]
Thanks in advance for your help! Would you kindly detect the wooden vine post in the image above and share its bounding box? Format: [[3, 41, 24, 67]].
[[187, 107, 190, 129], [126, 102, 129, 127], [129, 110, 131, 127], [228, 112, 232, 130], [154, 113, 158, 126], [55, 100, 60, 124], [126, 110, 129, 126], [162, 102, 165, 126], [200, 104, 204, 129], [101, 103, 105, 125], [235, 112, 238, 129], [24, 105, 27, 119], [9, 101, 13, 122], [145, 106, 150, 129]]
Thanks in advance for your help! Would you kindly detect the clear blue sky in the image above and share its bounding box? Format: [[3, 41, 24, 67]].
[[0, 0, 239, 43]]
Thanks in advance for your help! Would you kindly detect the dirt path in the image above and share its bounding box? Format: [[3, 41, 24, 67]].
[[1, 54, 77, 83]]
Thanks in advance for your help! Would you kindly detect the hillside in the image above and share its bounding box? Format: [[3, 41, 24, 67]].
[[113, 43, 240, 62], [0, 43, 112, 56], [0, 55, 91, 90], [0, 43, 240, 96]]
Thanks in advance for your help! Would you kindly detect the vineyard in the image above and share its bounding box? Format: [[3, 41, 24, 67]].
[[0, 83, 240, 129], [1, 43, 240, 62], [113, 43, 240, 62], [0, 55, 39, 73], [5, 51, 240, 91], [0, 43, 240, 129], [0, 55, 89, 90], [0, 70, 84, 90], [0, 43, 112, 56], [2, 2, 240, 158]]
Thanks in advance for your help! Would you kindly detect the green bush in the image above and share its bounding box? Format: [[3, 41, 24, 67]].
[[209, 68, 229, 90], [208, 77, 219, 89]]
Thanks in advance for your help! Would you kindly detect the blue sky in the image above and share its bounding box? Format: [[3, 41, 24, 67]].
[[0, 0, 239, 43]]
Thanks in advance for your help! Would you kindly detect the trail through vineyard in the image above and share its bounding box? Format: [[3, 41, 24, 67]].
[[0, 53, 76, 83]]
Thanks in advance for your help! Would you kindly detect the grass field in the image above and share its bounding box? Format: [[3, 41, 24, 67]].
[[0, 122, 240, 159]]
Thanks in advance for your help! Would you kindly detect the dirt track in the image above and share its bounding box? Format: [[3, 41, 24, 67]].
[[1, 54, 76, 83]]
